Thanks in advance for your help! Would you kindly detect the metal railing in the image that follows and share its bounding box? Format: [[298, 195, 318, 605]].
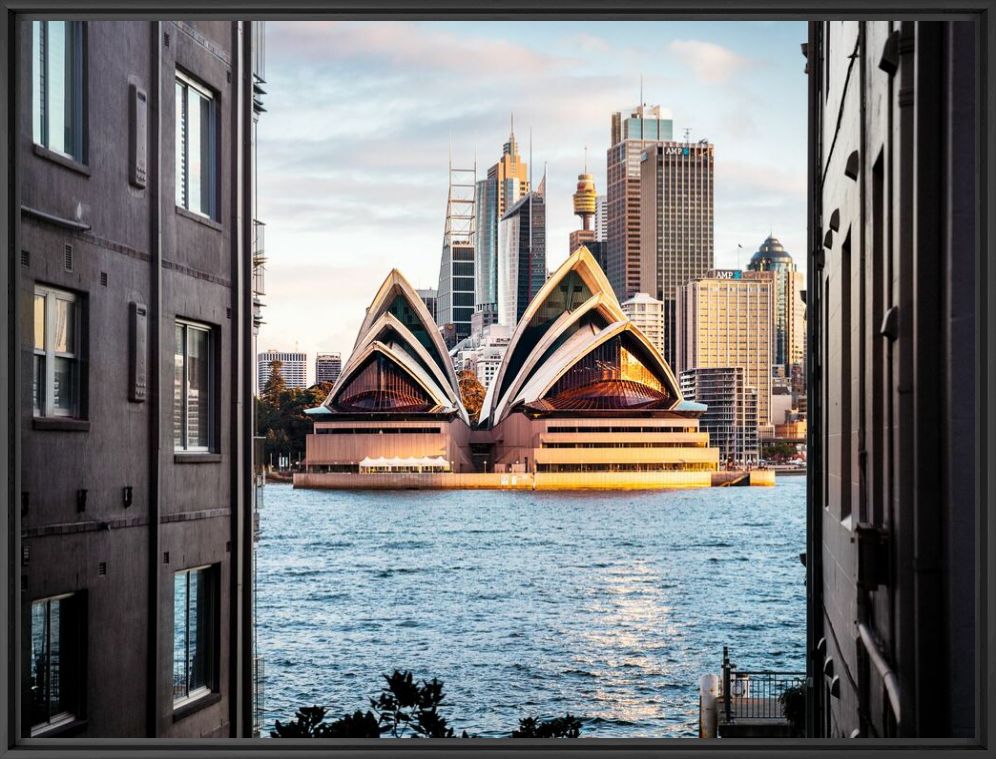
[[721, 646, 805, 722]]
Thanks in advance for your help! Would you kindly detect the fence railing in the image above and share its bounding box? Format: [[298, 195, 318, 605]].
[[721, 645, 805, 722]]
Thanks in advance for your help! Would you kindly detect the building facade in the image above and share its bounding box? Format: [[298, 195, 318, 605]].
[[415, 287, 437, 323], [620, 292, 666, 358], [475, 125, 529, 312], [315, 352, 342, 386], [497, 178, 546, 327], [806, 20, 976, 739], [436, 164, 477, 341], [257, 349, 306, 391], [747, 235, 806, 373], [675, 270, 774, 429], [304, 249, 718, 487], [639, 140, 715, 368], [15, 19, 258, 738], [305, 270, 474, 473], [680, 367, 759, 468], [605, 104, 673, 300]]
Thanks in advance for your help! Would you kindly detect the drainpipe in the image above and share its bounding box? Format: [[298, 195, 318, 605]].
[[146, 20, 163, 737]]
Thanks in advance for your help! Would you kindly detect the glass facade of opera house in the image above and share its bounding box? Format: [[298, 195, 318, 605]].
[[300, 248, 720, 488]]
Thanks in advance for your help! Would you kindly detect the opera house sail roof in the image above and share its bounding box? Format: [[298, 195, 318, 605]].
[[308, 270, 469, 423], [480, 246, 705, 426]]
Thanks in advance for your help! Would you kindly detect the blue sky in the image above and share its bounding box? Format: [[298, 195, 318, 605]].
[[257, 20, 808, 380]]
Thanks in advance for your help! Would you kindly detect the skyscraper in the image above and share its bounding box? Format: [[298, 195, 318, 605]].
[[594, 195, 607, 242], [621, 292, 666, 357], [639, 139, 715, 368], [416, 287, 438, 323], [258, 350, 307, 391], [675, 270, 774, 429], [436, 161, 477, 340], [315, 353, 342, 385], [497, 175, 546, 327], [475, 121, 529, 311], [747, 235, 805, 374], [605, 103, 674, 300], [679, 366, 759, 467]]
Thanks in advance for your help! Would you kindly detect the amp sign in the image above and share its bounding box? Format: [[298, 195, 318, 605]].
[[664, 146, 691, 157], [713, 270, 743, 280]]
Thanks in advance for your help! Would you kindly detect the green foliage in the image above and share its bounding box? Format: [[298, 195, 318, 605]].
[[778, 683, 806, 737], [370, 670, 460, 738], [272, 671, 582, 739], [255, 358, 333, 464], [762, 441, 798, 463], [512, 714, 582, 738], [270, 706, 379, 738]]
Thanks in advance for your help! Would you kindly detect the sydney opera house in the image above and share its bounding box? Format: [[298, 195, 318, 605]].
[[299, 248, 727, 489]]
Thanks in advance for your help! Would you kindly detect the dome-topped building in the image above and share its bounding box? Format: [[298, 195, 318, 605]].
[[747, 235, 805, 372], [749, 235, 796, 272]]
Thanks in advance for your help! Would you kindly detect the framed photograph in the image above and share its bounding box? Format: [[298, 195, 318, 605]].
[[1, 2, 991, 758]]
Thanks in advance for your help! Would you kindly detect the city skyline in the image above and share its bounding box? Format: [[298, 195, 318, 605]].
[[257, 20, 807, 373]]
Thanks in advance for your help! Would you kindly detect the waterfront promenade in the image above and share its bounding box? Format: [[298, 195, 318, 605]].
[[292, 469, 775, 490]]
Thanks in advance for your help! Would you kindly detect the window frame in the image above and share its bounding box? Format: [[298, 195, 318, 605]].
[[174, 69, 219, 220], [29, 592, 86, 736], [31, 20, 87, 163], [173, 319, 217, 453], [172, 565, 218, 709], [33, 284, 83, 419]]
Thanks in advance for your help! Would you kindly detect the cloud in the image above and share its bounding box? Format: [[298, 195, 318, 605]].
[[268, 21, 566, 76], [667, 40, 754, 83]]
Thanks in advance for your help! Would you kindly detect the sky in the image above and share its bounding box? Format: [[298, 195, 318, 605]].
[[256, 20, 808, 384]]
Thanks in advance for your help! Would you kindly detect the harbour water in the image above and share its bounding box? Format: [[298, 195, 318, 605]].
[[256, 477, 806, 737]]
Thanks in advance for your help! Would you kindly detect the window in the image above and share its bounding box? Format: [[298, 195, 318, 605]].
[[30, 594, 84, 735], [173, 566, 216, 706], [33, 285, 82, 418], [32, 21, 86, 162], [175, 71, 218, 219], [174, 321, 215, 451]]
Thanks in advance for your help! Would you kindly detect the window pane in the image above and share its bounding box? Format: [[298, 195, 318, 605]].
[[198, 94, 213, 217], [32, 21, 43, 144], [189, 570, 206, 691], [34, 294, 45, 351], [63, 23, 81, 159], [46, 21, 67, 155], [53, 297, 74, 354], [187, 328, 210, 449], [30, 602, 48, 726], [173, 573, 188, 701], [175, 81, 186, 208], [48, 600, 62, 717], [174, 325, 185, 449], [52, 356, 75, 414], [33, 355, 45, 416], [187, 87, 202, 214]]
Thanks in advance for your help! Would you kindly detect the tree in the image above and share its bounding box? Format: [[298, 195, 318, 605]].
[[256, 364, 334, 466], [512, 714, 582, 738], [272, 671, 583, 739], [458, 370, 486, 424]]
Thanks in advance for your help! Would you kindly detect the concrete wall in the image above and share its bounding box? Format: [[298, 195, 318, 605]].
[[294, 470, 715, 491], [17, 20, 254, 738]]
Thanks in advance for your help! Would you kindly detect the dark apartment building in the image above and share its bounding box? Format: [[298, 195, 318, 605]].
[[807, 20, 976, 738], [14, 20, 260, 737]]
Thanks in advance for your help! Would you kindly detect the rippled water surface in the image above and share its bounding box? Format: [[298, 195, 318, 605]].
[[256, 477, 806, 737]]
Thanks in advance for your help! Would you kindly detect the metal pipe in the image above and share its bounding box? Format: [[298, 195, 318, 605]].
[[857, 622, 901, 725]]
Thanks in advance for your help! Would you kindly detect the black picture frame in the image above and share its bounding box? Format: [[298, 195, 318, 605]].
[[1, 1, 992, 758]]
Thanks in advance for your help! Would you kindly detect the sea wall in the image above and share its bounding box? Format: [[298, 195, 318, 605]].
[[291, 470, 754, 491]]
